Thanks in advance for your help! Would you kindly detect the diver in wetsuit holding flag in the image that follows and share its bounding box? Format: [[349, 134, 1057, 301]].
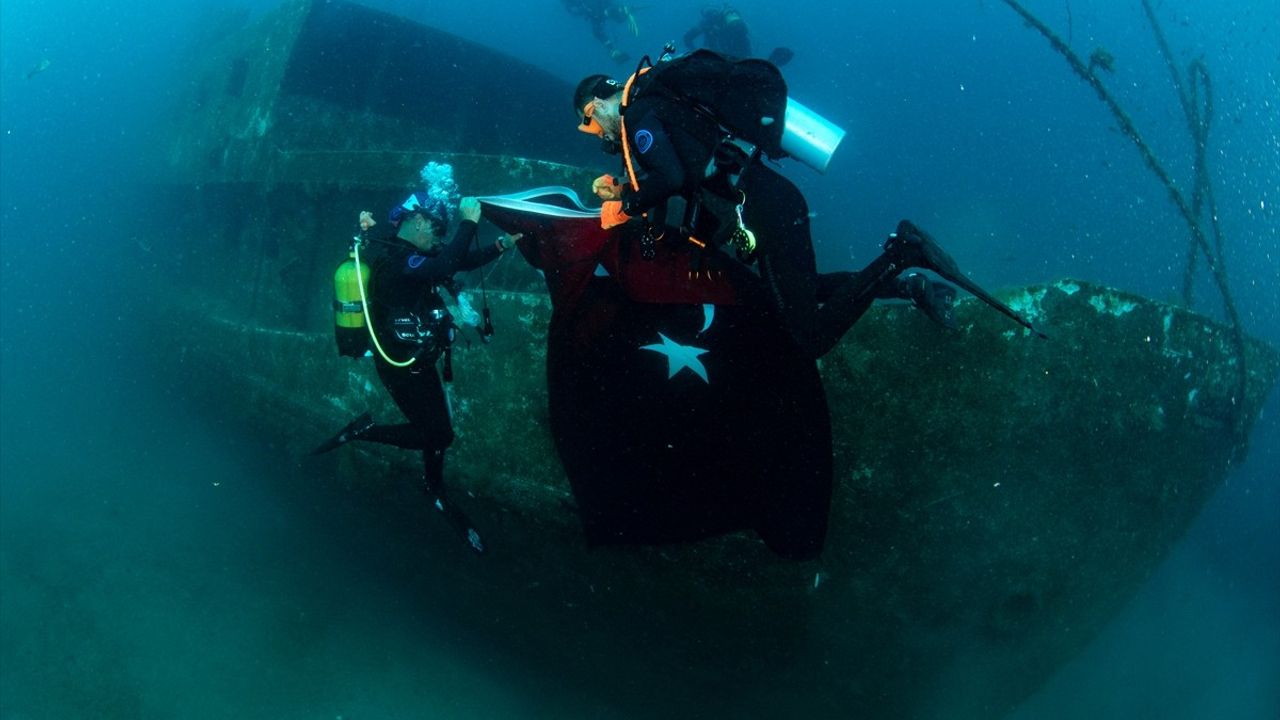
[[478, 48, 1043, 559], [315, 162, 517, 554], [574, 49, 1041, 358]]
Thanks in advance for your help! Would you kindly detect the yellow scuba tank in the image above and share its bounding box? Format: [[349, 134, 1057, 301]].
[[333, 244, 370, 358]]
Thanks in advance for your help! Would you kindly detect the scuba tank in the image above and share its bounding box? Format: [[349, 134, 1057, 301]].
[[781, 97, 846, 173], [333, 241, 370, 358]]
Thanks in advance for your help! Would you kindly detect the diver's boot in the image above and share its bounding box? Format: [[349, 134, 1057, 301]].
[[893, 272, 958, 330], [882, 219, 965, 281], [309, 412, 375, 455]]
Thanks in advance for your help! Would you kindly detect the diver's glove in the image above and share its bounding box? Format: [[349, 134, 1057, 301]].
[[592, 174, 624, 201], [600, 200, 631, 229]]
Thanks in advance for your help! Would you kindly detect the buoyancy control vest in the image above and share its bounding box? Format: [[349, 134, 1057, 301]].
[[618, 50, 790, 259], [386, 291, 456, 359], [622, 49, 789, 163], [367, 243, 458, 368], [332, 235, 458, 370], [618, 47, 846, 203]]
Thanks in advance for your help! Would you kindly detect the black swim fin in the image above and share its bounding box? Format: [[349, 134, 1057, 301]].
[[309, 412, 374, 455], [428, 489, 486, 555], [886, 220, 1047, 338], [422, 451, 485, 555]]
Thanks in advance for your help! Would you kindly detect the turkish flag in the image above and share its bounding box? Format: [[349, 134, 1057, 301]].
[[480, 188, 833, 559]]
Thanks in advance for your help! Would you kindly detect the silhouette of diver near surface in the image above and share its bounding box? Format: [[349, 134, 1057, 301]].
[[683, 4, 793, 65], [562, 0, 639, 65], [26, 57, 51, 79]]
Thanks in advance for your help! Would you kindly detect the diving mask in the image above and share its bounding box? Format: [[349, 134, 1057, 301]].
[[579, 101, 605, 137]]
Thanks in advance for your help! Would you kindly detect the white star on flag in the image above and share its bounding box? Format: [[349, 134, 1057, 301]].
[[641, 333, 710, 383]]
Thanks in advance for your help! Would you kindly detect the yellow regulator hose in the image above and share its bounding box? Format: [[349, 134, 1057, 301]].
[[354, 237, 417, 368]]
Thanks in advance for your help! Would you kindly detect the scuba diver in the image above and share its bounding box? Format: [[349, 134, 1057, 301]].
[[25, 57, 52, 80], [573, 67, 964, 360], [682, 5, 793, 66], [313, 178, 517, 553], [552, 54, 1043, 558], [562, 0, 639, 65]]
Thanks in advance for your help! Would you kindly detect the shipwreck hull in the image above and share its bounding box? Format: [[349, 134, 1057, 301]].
[[148, 1, 1280, 716], [150, 278, 1278, 719]]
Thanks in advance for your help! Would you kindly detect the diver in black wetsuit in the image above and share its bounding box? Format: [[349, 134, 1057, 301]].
[[562, 0, 638, 65], [683, 5, 752, 58], [574, 74, 958, 359], [682, 4, 794, 65], [312, 194, 515, 551]]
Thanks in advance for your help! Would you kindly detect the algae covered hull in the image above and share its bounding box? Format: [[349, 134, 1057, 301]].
[[153, 278, 1278, 719], [150, 1, 1280, 716], [162, 0, 595, 187]]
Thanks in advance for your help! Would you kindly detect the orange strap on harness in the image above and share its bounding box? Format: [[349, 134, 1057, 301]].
[[618, 67, 650, 194]]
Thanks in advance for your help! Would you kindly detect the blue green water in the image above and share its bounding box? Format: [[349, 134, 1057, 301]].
[[2, 0, 1277, 717]]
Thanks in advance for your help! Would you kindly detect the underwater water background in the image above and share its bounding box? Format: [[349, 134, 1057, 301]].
[[1, 0, 1277, 717]]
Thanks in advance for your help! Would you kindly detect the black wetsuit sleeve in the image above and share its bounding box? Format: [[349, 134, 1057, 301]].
[[619, 107, 687, 216], [456, 233, 504, 272], [398, 220, 486, 279]]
